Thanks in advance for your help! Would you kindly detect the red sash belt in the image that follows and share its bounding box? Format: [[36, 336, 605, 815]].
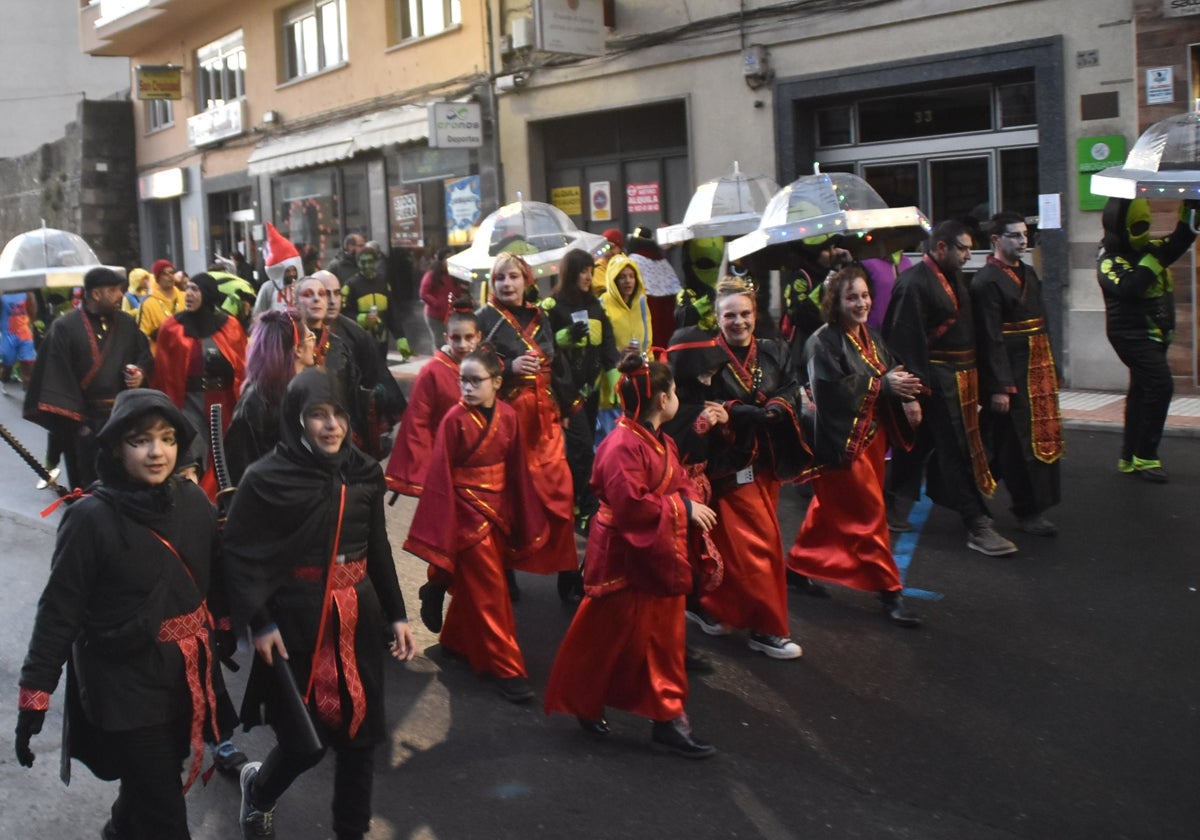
[[310, 559, 368, 737], [158, 603, 219, 792]]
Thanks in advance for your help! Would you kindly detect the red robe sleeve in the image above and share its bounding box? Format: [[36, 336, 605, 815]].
[[403, 408, 472, 574], [386, 352, 459, 495]]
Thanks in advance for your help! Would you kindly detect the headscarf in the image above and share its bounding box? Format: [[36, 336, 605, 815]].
[[175, 272, 229, 338]]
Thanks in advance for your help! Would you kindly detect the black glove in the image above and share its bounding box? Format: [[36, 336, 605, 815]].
[[764, 405, 787, 425], [568, 320, 589, 342], [15, 708, 45, 768], [729, 404, 768, 425]]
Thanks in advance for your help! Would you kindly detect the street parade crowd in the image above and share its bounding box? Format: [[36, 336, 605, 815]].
[[7, 196, 1194, 839]]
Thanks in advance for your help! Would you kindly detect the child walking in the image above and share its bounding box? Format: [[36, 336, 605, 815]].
[[404, 346, 550, 703], [544, 351, 718, 758]]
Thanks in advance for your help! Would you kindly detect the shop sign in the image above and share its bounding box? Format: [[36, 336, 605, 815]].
[[552, 186, 582, 217], [533, 0, 605, 57], [1077, 134, 1126, 211], [589, 181, 611, 222], [445, 175, 482, 247], [138, 167, 186, 200], [1163, 0, 1200, 17], [1146, 67, 1175, 105], [135, 65, 182, 101], [390, 186, 423, 248], [187, 100, 246, 148], [428, 103, 483, 149], [626, 182, 660, 214]]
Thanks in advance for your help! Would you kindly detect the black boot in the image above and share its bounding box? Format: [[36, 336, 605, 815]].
[[650, 714, 716, 759], [786, 569, 830, 597], [418, 583, 446, 633], [879, 590, 921, 628]]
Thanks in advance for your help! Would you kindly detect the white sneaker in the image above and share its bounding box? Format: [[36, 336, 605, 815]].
[[747, 632, 803, 660]]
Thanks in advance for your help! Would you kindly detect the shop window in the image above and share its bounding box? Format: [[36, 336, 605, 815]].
[[145, 99, 174, 132], [999, 146, 1039, 217], [283, 0, 348, 81], [395, 0, 461, 41], [197, 30, 246, 111], [815, 106, 853, 147], [997, 81, 1036, 128]]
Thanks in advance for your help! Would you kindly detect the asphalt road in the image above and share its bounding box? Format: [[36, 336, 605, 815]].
[[0, 384, 1196, 840]]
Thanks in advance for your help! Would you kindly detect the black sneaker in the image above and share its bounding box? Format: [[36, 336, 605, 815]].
[[879, 591, 921, 628], [684, 606, 730, 636], [418, 583, 446, 633], [786, 570, 830, 598], [747, 632, 802, 660], [239, 761, 276, 839]]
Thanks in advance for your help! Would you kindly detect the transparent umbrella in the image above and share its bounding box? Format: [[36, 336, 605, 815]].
[[0, 226, 120, 294], [446, 200, 612, 291], [656, 162, 779, 245], [1091, 103, 1200, 201], [727, 169, 931, 262]]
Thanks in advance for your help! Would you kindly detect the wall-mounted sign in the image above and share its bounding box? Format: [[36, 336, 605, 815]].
[[138, 167, 187, 200], [428, 103, 483, 149], [135, 65, 182, 101], [626, 182, 660, 214], [389, 186, 423, 248], [534, 0, 605, 57], [552, 186, 582, 216], [1077, 134, 1126, 211], [187, 100, 246, 148], [1146, 66, 1175, 105], [1163, 0, 1200, 17], [589, 181, 611, 222], [445, 175, 482, 247]]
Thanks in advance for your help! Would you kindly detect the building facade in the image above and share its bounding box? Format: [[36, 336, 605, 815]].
[[81, 0, 494, 288], [494, 0, 1199, 393]]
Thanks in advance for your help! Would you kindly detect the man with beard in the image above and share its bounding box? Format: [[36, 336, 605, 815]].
[[24, 267, 153, 488]]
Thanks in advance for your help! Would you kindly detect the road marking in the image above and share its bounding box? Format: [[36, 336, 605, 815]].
[[893, 493, 944, 601]]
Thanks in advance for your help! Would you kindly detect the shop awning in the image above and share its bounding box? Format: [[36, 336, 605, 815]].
[[247, 105, 429, 176]]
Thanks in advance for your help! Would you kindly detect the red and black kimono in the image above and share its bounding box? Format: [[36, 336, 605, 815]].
[[971, 256, 1063, 517], [787, 323, 916, 592], [883, 254, 997, 524], [23, 308, 153, 489], [152, 311, 246, 499], [544, 417, 695, 723], [700, 335, 808, 637], [475, 298, 577, 574], [385, 349, 462, 496], [404, 400, 548, 679]]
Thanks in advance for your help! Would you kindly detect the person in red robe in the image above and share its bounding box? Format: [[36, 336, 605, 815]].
[[151, 272, 246, 501], [687, 278, 809, 660], [544, 352, 717, 757], [404, 346, 550, 704], [786, 266, 924, 627], [474, 254, 579, 595], [386, 300, 480, 629]]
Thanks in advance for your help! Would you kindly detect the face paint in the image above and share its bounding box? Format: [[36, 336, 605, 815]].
[[1126, 199, 1152, 250]]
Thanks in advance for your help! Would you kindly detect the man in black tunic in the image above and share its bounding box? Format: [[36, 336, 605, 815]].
[[24, 267, 154, 489], [971, 212, 1064, 537], [882, 221, 1017, 557]]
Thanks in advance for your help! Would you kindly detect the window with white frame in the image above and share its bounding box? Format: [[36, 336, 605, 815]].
[[283, 0, 348, 81], [146, 99, 174, 132], [396, 0, 461, 41], [197, 30, 246, 111]]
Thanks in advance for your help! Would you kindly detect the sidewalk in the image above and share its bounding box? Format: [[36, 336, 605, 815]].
[[389, 353, 1200, 438]]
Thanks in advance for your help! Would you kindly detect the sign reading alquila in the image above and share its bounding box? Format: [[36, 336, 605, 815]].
[[428, 103, 483, 149]]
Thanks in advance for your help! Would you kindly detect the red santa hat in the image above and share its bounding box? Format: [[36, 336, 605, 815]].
[[263, 222, 303, 287]]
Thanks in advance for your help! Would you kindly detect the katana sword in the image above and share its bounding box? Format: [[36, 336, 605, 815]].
[[0, 421, 67, 497], [209, 403, 235, 518]]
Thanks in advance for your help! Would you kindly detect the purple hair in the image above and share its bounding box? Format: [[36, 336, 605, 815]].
[[244, 310, 306, 405]]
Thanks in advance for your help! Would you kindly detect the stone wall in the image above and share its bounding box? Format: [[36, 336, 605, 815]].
[[0, 99, 138, 269]]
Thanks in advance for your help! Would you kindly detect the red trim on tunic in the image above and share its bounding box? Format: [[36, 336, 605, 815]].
[[922, 254, 960, 345]]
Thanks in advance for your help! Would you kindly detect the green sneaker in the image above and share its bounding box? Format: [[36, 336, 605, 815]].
[[1131, 457, 1168, 483], [1117, 458, 1135, 474]]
